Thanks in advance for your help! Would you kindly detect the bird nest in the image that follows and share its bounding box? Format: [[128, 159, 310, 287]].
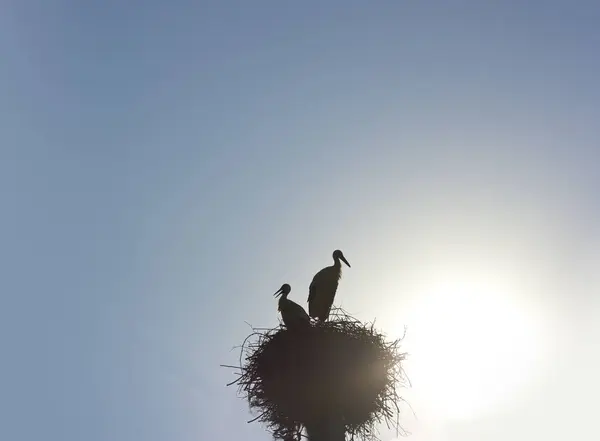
[[224, 308, 408, 441]]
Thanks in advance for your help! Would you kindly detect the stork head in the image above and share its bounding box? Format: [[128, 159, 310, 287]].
[[273, 283, 291, 298], [333, 249, 351, 267]]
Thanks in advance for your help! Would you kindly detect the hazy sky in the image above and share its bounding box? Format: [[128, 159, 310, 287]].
[[2, 2, 599, 441]]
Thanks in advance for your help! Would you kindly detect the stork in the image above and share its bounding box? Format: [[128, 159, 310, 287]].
[[308, 249, 351, 321], [273, 283, 311, 329]]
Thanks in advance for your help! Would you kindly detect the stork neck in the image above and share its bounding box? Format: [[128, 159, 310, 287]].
[[278, 295, 287, 311], [333, 257, 342, 268]]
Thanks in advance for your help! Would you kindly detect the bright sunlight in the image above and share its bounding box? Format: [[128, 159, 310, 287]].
[[403, 263, 546, 421]]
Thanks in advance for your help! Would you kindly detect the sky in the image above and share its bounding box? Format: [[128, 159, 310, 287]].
[[1, 1, 599, 440]]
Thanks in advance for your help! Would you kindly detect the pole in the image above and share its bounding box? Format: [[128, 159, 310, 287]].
[[305, 418, 345, 441]]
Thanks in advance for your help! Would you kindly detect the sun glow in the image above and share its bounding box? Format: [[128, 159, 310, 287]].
[[403, 265, 545, 421]]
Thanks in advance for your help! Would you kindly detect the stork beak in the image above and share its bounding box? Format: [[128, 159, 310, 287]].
[[340, 255, 351, 268], [273, 287, 283, 297]]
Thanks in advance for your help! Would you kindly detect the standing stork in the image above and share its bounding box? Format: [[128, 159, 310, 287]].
[[308, 249, 351, 321], [273, 283, 311, 329]]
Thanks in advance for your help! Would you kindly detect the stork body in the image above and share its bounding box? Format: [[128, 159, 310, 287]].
[[274, 284, 310, 329], [308, 250, 351, 321]]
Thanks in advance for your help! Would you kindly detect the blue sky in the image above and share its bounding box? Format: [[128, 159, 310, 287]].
[[2, 2, 599, 440]]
